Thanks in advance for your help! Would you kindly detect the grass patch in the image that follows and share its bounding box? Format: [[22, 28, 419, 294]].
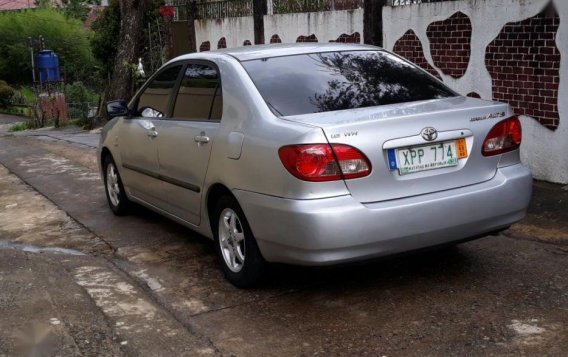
[[9, 122, 29, 132]]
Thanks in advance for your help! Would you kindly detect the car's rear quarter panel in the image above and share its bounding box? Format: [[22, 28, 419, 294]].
[[202, 56, 350, 201]]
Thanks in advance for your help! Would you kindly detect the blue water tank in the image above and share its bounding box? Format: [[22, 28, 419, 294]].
[[36, 50, 60, 82]]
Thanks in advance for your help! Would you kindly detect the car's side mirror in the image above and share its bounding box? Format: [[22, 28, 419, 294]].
[[106, 100, 129, 119]]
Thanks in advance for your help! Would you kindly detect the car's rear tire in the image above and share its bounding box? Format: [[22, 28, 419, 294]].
[[213, 195, 265, 288], [103, 155, 130, 216]]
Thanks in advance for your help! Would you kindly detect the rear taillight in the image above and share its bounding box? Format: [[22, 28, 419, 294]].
[[278, 144, 371, 182], [482, 116, 522, 156]]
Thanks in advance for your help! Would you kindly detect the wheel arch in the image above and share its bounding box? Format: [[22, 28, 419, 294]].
[[100, 146, 112, 165], [206, 183, 234, 231]]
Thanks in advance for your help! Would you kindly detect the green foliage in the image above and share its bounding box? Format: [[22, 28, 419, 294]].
[[19, 86, 36, 104], [64, 81, 98, 103], [91, 0, 163, 81], [0, 80, 15, 108], [65, 81, 98, 122], [61, 0, 100, 21], [0, 105, 32, 117], [9, 122, 29, 132], [0, 8, 95, 85], [90, 0, 120, 77]]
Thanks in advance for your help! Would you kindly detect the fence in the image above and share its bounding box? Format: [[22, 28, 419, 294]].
[[389, 0, 455, 6], [272, 0, 363, 13], [197, 0, 253, 19], [164, 0, 189, 21], [171, 0, 365, 19]]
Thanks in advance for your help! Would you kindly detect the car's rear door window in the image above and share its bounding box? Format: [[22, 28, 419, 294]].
[[137, 65, 182, 117], [172, 63, 222, 120], [242, 51, 457, 116]]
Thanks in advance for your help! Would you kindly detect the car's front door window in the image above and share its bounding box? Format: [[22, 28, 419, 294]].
[[172, 63, 222, 121], [137, 65, 183, 118]]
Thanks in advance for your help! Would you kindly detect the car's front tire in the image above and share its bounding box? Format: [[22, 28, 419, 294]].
[[103, 155, 130, 216], [213, 195, 265, 288]]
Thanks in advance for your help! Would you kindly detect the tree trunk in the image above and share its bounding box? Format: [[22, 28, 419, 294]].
[[363, 0, 387, 47], [108, 0, 147, 101], [253, 0, 267, 44]]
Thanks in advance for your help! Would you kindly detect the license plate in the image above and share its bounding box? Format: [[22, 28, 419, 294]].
[[389, 139, 466, 175]]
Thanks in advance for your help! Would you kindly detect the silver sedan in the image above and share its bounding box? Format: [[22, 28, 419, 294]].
[[98, 44, 532, 287]]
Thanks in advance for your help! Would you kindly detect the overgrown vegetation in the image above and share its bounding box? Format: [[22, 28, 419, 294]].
[[0, 8, 95, 85], [61, 0, 100, 21], [9, 122, 29, 132], [0, 80, 15, 108], [0, 106, 32, 117], [91, 0, 163, 94], [0, 0, 164, 129], [65, 81, 98, 104], [18, 87, 36, 104], [90, 0, 121, 79]]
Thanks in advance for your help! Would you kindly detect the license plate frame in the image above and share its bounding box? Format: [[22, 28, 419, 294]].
[[393, 140, 461, 175]]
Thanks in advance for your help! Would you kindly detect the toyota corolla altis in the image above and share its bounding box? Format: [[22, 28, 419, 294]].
[[98, 44, 532, 287]]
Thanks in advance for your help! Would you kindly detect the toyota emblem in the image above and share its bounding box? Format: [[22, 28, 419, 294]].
[[421, 127, 438, 141]]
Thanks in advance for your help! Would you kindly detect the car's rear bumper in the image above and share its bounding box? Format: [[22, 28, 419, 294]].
[[233, 164, 532, 266]]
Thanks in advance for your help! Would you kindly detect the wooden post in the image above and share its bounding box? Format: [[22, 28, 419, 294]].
[[364, 0, 387, 47], [253, 0, 267, 44], [187, 0, 198, 53]]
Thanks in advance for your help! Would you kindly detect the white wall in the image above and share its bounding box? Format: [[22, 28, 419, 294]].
[[195, 9, 364, 48], [195, 16, 255, 49], [383, 0, 568, 184], [263, 9, 364, 43]]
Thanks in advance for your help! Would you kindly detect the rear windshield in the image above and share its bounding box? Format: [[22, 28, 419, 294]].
[[242, 50, 457, 116]]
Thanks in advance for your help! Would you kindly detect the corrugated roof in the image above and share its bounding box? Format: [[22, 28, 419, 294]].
[[0, 0, 63, 11], [0, 0, 36, 11]]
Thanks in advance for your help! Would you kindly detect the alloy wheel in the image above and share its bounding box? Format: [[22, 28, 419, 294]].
[[106, 162, 121, 207], [218, 208, 246, 272]]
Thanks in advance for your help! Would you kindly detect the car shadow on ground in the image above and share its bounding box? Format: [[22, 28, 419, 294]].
[[125, 200, 481, 293]]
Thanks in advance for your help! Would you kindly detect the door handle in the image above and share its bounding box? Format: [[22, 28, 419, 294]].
[[194, 135, 210, 144], [147, 130, 158, 138]]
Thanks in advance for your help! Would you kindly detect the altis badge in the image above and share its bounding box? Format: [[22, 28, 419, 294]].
[[470, 112, 506, 122]]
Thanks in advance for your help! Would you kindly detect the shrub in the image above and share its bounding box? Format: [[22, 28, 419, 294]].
[[0, 80, 15, 108], [9, 122, 28, 132], [0, 8, 95, 85], [64, 81, 98, 104]]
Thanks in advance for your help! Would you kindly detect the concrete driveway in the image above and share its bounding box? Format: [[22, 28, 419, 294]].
[[0, 113, 24, 134], [0, 127, 567, 356]]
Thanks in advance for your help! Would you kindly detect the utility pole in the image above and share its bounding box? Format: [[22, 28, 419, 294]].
[[28, 37, 36, 83]]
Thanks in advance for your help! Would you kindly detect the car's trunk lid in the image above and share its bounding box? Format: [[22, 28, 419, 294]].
[[282, 97, 513, 203]]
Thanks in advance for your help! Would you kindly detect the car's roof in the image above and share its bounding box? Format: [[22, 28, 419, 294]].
[[175, 43, 382, 62]]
